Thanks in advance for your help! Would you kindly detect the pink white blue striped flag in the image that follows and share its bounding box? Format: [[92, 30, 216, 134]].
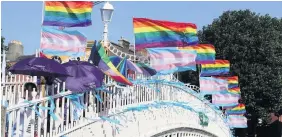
[[200, 77, 228, 95], [146, 47, 197, 75], [227, 115, 248, 128], [40, 27, 87, 58], [212, 93, 240, 107]]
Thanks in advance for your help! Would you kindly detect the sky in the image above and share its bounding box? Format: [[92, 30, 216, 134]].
[[1, 1, 282, 55]]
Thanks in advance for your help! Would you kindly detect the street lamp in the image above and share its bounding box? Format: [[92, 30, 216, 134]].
[[100, 2, 114, 46]]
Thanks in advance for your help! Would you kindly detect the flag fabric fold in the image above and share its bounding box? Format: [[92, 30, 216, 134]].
[[133, 18, 198, 50], [178, 44, 215, 64], [227, 115, 248, 128], [228, 87, 241, 95], [146, 47, 197, 75], [88, 41, 132, 86], [43, 1, 93, 27], [226, 103, 246, 115], [212, 93, 240, 107], [199, 77, 228, 95], [214, 76, 239, 89], [200, 60, 230, 76], [40, 27, 87, 60]]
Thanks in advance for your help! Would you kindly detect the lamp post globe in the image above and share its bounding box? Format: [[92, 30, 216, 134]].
[[100, 2, 114, 23], [101, 2, 114, 47]]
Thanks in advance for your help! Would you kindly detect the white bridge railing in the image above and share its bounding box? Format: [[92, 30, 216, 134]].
[[2, 74, 230, 137]]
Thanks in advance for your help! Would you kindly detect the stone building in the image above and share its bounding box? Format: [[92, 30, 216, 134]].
[[85, 37, 135, 59], [6, 40, 24, 62]]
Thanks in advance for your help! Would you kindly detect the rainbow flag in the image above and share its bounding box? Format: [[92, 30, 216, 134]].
[[200, 60, 230, 76], [43, 1, 93, 27], [212, 93, 240, 107], [214, 76, 239, 88], [133, 18, 198, 50], [40, 27, 87, 60], [227, 115, 248, 128], [199, 77, 228, 95], [226, 103, 246, 115], [88, 41, 132, 86], [228, 87, 241, 95], [146, 47, 197, 75], [178, 44, 215, 64]]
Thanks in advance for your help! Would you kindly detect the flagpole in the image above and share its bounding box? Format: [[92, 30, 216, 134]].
[[39, 1, 45, 57], [132, 16, 136, 63], [2, 49, 6, 84]]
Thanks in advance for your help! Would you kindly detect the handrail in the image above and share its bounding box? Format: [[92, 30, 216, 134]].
[[3, 74, 230, 137], [57, 81, 231, 137]]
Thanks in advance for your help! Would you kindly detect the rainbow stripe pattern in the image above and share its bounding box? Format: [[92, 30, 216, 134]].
[[227, 115, 248, 128], [40, 27, 87, 59], [178, 44, 215, 64], [43, 1, 93, 27], [228, 87, 241, 95], [146, 47, 197, 75], [133, 18, 198, 50], [200, 60, 230, 76], [88, 41, 132, 86], [199, 77, 228, 95], [214, 76, 239, 88], [226, 103, 246, 115]]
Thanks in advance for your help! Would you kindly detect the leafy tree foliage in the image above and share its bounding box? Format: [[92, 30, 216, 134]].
[[1, 36, 8, 53], [180, 10, 282, 122]]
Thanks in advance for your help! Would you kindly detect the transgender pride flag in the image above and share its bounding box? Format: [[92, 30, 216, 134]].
[[227, 115, 248, 128], [200, 77, 228, 95], [40, 27, 87, 58], [147, 47, 197, 75], [212, 93, 240, 107]]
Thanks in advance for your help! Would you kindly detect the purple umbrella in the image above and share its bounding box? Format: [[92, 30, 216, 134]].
[[61, 60, 104, 93], [109, 56, 142, 73], [9, 57, 69, 77]]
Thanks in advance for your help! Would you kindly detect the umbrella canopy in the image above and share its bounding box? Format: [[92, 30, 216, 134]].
[[116, 57, 127, 77], [61, 60, 104, 93], [109, 56, 142, 73], [9, 57, 69, 77], [136, 63, 157, 76]]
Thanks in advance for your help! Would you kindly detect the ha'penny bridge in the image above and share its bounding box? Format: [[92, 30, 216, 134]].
[[1, 42, 232, 137]]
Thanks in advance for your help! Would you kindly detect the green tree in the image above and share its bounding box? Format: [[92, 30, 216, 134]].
[[181, 10, 282, 122], [1, 36, 8, 53]]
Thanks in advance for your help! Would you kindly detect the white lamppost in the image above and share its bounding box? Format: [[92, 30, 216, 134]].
[[100, 2, 114, 46]]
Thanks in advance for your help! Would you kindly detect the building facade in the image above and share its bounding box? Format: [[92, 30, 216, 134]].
[[6, 40, 23, 62]]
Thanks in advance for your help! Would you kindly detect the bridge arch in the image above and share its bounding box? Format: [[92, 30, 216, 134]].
[[57, 80, 232, 137]]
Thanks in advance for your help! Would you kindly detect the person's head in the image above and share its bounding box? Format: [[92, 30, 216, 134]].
[[24, 82, 37, 100], [267, 110, 279, 124], [278, 108, 282, 122]]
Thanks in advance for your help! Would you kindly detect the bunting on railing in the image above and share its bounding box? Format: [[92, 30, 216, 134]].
[[65, 93, 85, 120]]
